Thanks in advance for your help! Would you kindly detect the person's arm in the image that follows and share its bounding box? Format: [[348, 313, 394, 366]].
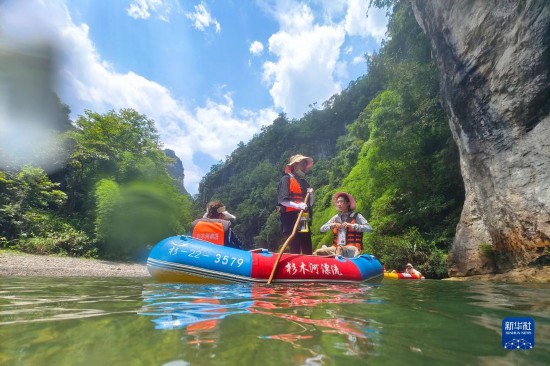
[[279, 199, 308, 210], [347, 213, 372, 232], [320, 215, 338, 232], [228, 229, 244, 250], [298, 178, 313, 206], [306, 187, 314, 206], [277, 175, 292, 208]]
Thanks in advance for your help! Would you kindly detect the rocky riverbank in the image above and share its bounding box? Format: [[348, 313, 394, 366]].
[[0, 250, 149, 277], [444, 265, 550, 283]]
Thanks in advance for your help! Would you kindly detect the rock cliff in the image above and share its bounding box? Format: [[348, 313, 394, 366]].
[[164, 149, 188, 194], [411, 0, 550, 276]]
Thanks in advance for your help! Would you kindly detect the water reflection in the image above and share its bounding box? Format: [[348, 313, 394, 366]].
[[139, 283, 382, 357], [461, 281, 550, 317], [457, 281, 550, 352], [0, 278, 143, 325]]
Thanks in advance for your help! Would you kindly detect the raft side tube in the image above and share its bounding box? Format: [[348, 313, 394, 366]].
[[147, 236, 253, 278]]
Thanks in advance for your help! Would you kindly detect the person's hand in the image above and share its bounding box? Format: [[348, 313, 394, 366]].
[[332, 223, 341, 229], [306, 188, 314, 194], [296, 202, 308, 211]]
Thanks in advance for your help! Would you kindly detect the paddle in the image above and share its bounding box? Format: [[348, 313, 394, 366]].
[[267, 192, 310, 285]]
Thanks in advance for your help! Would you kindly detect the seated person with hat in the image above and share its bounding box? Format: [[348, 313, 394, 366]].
[[319, 192, 372, 258], [191, 200, 243, 249]]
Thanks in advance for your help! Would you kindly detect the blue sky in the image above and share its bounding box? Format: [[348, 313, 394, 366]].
[[0, 0, 388, 194]]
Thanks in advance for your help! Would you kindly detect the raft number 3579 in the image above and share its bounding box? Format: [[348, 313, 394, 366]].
[[214, 254, 244, 267]]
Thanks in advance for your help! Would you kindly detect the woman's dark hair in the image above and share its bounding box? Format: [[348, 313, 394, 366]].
[[206, 200, 224, 219]]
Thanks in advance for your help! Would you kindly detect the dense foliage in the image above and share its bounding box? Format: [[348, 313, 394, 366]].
[[1, 107, 193, 259]]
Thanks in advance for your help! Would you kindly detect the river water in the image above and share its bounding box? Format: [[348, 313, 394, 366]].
[[0, 277, 548, 365]]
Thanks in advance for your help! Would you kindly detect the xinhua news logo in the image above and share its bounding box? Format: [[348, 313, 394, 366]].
[[502, 317, 535, 350]]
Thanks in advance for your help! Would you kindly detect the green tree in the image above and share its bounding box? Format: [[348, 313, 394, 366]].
[[63, 109, 168, 211], [59, 108, 192, 258], [0, 166, 67, 242], [0, 166, 94, 256]]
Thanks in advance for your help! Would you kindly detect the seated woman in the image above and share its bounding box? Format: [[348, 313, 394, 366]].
[[319, 192, 372, 257], [191, 201, 243, 249]]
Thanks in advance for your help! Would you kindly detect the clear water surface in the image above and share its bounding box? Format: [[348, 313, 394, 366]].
[[1, 277, 548, 365]]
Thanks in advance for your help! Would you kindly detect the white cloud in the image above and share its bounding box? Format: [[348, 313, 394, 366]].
[[185, 2, 221, 33], [262, 2, 345, 117], [249, 41, 264, 56], [127, 0, 167, 21], [260, 0, 388, 118], [0, 0, 275, 194], [352, 55, 364, 65], [345, 0, 387, 42]]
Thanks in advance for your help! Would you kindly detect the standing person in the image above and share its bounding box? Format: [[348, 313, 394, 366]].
[[191, 200, 243, 249], [320, 192, 372, 258], [276, 154, 314, 255]]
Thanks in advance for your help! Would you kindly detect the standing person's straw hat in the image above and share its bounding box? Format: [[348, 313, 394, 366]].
[[284, 154, 314, 173]]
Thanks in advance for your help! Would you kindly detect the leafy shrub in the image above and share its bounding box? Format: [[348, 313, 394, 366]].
[[17, 229, 97, 257], [14, 211, 97, 257], [423, 250, 448, 279], [366, 226, 449, 279], [17, 237, 58, 255]]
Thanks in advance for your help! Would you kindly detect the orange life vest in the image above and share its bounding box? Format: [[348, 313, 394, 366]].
[[191, 219, 231, 246], [332, 212, 363, 250], [284, 175, 305, 213]]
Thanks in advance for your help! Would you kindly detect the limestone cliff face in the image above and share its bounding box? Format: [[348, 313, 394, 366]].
[[164, 149, 188, 195], [411, 0, 550, 276]]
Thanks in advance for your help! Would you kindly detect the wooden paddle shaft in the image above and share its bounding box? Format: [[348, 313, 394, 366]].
[[267, 192, 310, 284]]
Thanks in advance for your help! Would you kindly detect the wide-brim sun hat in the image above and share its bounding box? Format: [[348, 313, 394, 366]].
[[220, 210, 236, 220], [332, 192, 356, 211], [406, 263, 413, 268], [202, 210, 236, 220], [205, 203, 237, 220], [285, 154, 314, 173]]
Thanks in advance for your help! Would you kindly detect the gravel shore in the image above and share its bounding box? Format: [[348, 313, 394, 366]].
[[0, 250, 149, 277]]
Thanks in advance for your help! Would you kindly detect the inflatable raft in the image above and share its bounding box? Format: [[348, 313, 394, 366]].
[[383, 272, 424, 280], [147, 235, 383, 284]]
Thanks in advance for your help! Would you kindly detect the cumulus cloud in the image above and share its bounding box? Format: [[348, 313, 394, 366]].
[[262, 2, 345, 117], [0, 0, 275, 193], [260, 0, 388, 118], [127, 0, 168, 21], [345, 0, 387, 42], [185, 2, 221, 33], [249, 41, 264, 56]]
